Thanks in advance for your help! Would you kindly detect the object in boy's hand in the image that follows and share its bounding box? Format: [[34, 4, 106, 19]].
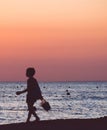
[[41, 99, 51, 111]]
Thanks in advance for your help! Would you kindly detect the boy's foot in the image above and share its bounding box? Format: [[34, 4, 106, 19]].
[[35, 116, 40, 122], [26, 120, 30, 123], [33, 106, 37, 111]]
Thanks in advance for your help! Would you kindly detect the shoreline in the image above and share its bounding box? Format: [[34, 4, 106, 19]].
[[0, 117, 107, 130]]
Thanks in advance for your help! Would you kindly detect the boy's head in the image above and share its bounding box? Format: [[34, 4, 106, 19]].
[[26, 67, 35, 77]]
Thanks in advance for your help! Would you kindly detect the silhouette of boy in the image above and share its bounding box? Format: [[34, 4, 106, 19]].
[[16, 67, 43, 122]]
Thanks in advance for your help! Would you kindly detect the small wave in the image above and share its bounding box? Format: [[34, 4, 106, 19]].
[[0, 117, 6, 120], [0, 109, 27, 111], [90, 96, 107, 100]]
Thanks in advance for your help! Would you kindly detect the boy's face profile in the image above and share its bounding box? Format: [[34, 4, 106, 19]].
[[26, 68, 35, 77]]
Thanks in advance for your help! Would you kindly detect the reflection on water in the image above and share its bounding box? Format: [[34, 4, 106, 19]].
[[0, 81, 107, 124]]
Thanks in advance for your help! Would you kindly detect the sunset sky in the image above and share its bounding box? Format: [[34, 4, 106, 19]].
[[0, 0, 107, 81]]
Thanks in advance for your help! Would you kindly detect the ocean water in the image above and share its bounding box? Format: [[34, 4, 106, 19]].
[[0, 81, 107, 124]]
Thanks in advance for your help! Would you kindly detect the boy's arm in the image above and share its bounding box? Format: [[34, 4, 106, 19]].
[[16, 88, 28, 95]]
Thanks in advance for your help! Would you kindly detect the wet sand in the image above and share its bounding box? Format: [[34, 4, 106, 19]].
[[0, 117, 107, 130]]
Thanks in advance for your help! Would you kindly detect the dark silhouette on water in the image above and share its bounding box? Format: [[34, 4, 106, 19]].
[[66, 90, 70, 95], [16, 67, 43, 123]]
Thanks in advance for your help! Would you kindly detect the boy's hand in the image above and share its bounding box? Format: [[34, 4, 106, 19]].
[[16, 91, 21, 95]]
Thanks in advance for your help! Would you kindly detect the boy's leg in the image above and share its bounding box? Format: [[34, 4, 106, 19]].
[[27, 102, 40, 122], [32, 102, 40, 121], [32, 110, 40, 121], [26, 111, 32, 122], [26, 103, 32, 122]]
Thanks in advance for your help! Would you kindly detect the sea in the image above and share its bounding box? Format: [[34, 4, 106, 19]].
[[0, 81, 107, 124]]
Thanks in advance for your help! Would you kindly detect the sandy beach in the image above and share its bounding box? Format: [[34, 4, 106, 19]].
[[0, 117, 107, 130]]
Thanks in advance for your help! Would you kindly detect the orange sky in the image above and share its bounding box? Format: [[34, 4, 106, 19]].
[[0, 0, 107, 81]]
